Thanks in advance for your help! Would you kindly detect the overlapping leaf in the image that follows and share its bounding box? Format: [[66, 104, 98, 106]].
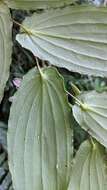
[[0, 3, 12, 103], [8, 67, 73, 190], [68, 139, 107, 190], [17, 6, 107, 77], [4, 0, 73, 10], [73, 91, 107, 148]]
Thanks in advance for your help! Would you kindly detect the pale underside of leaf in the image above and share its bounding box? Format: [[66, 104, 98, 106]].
[[68, 139, 107, 190], [16, 6, 107, 77], [73, 91, 107, 148], [0, 2, 12, 103], [4, 0, 73, 10], [8, 67, 73, 190]]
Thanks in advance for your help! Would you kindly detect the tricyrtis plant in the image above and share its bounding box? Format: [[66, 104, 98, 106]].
[[0, 2, 12, 103], [0, 0, 107, 190]]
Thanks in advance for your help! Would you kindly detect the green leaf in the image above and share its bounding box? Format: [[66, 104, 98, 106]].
[[68, 139, 107, 190], [73, 91, 107, 148], [4, 0, 73, 10], [8, 67, 73, 190], [16, 6, 107, 77], [0, 3, 12, 102]]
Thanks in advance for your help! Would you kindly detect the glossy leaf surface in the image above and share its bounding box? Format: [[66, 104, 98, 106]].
[[17, 6, 107, 76], [73, 91, 107, 148], [5, 0, 73, 10], [8, 67, 73, 190], [68, 139, 107, 190], [0, 3, 12, 102]]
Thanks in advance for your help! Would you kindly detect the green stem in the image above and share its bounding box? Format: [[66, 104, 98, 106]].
[[36, 57, 44, 78], [90, 137, 96, 150], [67, 91, 104, 117], [69, 82, 81, 96], [66, 91, 82, 106], [12, 19, 32, 35]]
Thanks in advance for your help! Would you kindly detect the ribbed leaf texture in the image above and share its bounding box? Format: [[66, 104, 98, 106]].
[[68, 139, 107, 190], [73, 91, 107, 148], [4, 0, 73, 10], [0, 3, 12, 103], [16, 6, 107, 77], [8, 67, 73, 190]]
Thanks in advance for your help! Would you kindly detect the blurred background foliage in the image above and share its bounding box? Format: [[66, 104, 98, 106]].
[[0, 8, 107, 190]]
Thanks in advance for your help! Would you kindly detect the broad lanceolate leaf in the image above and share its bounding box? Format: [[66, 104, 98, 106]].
[[0, 3, 12, 102], [73, 91, 107, 148], [68, 139, 107, 190], [8, 67, 73, 190], [5, 0, 73, 10], [17, 6, 107, 77]]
